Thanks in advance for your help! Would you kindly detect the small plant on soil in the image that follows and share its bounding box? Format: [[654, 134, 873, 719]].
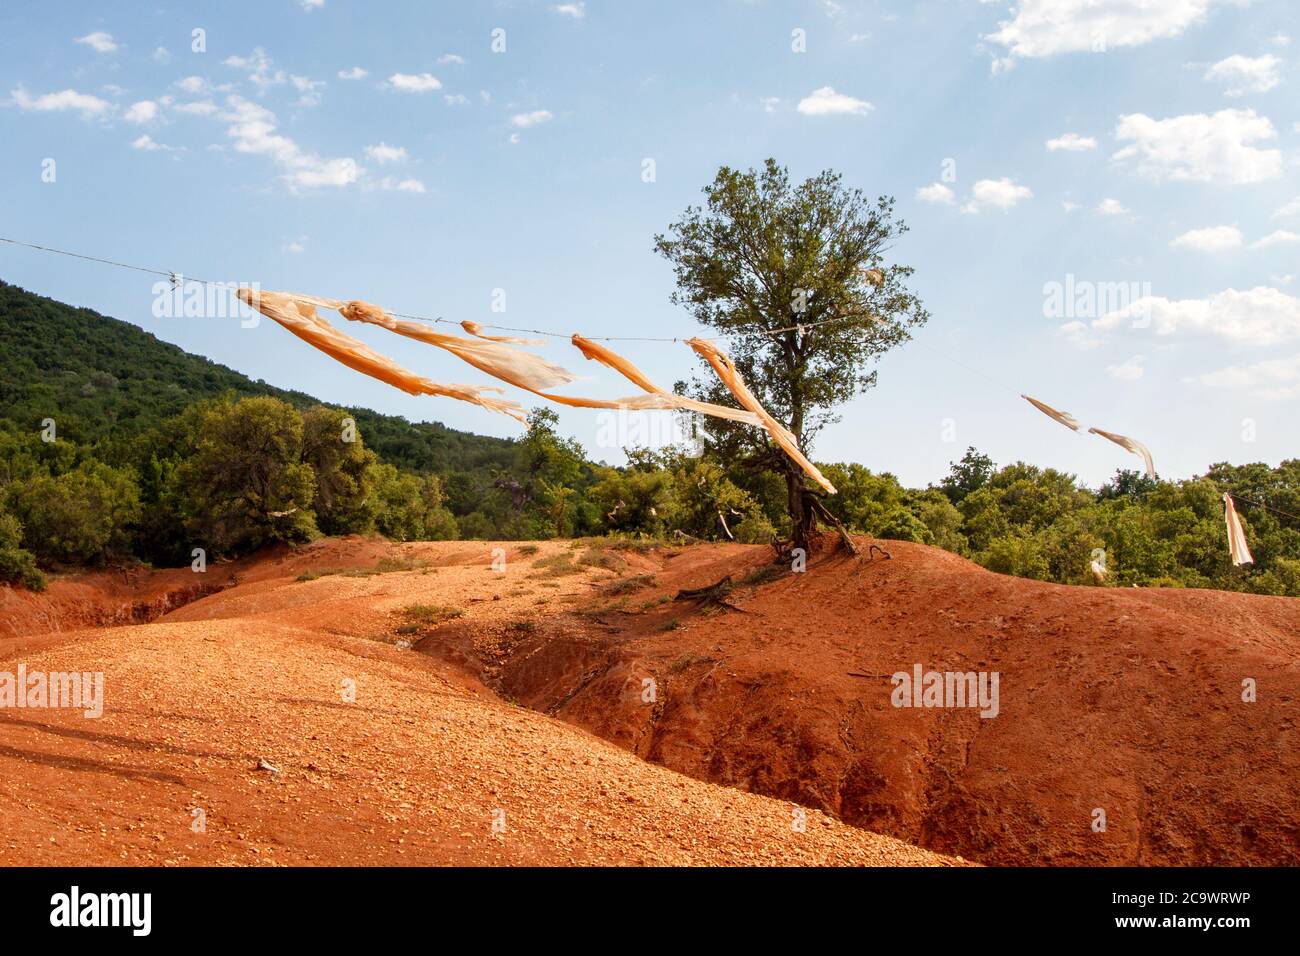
[[297, 557, 430, 582], [741, 564, 783, 587], [529, 553, 582, 577], [394, 603, 462, 634], [578, 547, 628, 573], [602, 574, 656, 596]]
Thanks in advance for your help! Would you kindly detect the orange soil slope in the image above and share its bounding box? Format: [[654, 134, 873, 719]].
[[489, 537, 1300, 866], [0, 538, 958, 867]]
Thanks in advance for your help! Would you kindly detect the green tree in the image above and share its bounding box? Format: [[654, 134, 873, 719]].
[[370, 463, 459, 541], [655, 159, 928, 551], [7, 460, 141, 565], [940, 447, 995, 504], [0, 506, 44, 590], [176, 396, 317, 554], [493, 408, 586, 537], [301, 406, 377, 535]]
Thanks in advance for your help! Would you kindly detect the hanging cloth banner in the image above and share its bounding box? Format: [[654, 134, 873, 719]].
[[1088, 427, 1156, 479], [236, 289, 527, 421], [336, 299, 577, 391], [1223, 493, 1255, 566], [1021, 394, 1081, 432], [686, 337, 837, 495], [339, 299, 683, 410], [459, 320, 546, 346], [570, 335, 762, 425]]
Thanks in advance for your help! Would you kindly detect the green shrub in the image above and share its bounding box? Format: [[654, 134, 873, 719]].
[[734, 511, 777, 544], [8, 461, 141, 564], [0, 509, 45, 590]]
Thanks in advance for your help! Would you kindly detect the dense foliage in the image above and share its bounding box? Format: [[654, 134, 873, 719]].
[[655, 159, 928, 548], [0, 279, 515, 476], [1, 281, 1295, 598]]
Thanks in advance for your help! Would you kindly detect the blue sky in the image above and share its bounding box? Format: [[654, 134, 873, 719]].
[[1, 0, 1297, 487]]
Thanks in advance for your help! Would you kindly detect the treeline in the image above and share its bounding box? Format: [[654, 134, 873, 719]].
[[2, 390, 1297, 598], [0, 279, 517, 481], [823, 449, 1300, 596]]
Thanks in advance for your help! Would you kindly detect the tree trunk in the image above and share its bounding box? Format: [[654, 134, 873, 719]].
[[786, 468, 817, 553]]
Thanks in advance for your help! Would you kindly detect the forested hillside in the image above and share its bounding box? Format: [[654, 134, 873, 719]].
[[1, 280, 1297, 599], [0, 280, 515, 474]]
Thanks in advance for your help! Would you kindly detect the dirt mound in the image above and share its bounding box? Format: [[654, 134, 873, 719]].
[[491, 538, 1300, 866], [9, 534, 1293, 866], [0, 620, 955, 866], [0, 536, 401, 641]]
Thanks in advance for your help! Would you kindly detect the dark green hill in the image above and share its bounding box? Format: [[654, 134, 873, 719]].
[[0, 278, 515, 475]]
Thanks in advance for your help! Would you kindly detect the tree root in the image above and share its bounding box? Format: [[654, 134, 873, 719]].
[[808, 497, 859, 555], [673, 574, 747, 613]]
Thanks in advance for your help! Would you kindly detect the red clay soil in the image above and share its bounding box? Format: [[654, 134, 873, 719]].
[[487, 536, 1300, 866], [6, 532, 1294, 867], [0, 537, 959, 867]]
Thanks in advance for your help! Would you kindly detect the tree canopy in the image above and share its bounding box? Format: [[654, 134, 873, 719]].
[[655, 159, 928, 548]]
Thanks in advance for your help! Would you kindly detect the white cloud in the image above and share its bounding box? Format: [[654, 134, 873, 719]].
[[300, 0, 325, 10], [1112, 109, 1281, 184], [374, 176, 426, 193], [553, 2, 586, 18], [10, 86, 113, 119], [796, 86, 872, 116], [990, 56, 1016, 75], [1252, 230, 1300, 249], [282, 237, 307, 254], [444, 93, 468, 106], [509, 133, 521, 145], [1170, 225, 1243, 251], [173, 100, 218, 116], [224, 48, 287, 92], [290, 75, 325, 107], [131, 134, 180, 153], [986, 0, 1220, 58], [177, 76, 208, 94], [961, 177, 1032, 213], [438, 54, 465, 65], [365, 142, 408, 163], [915, 182, 955, 204], [760, 96, 781, 113], [1273, 197, 1300, 219], [511, 109, 553, 128], [1107, 355, 1145, 380], [1059, 320, 1104, 349], [337, 66, 368, 80], [388, 72, 441, 93], [1046, 132, 1097, 151], [1096, 198, 1128, 216], [1062, 200, 1081, 213], [1204, 54, 1281, 97], [124, 100, 159, 124], [1190, 353, 1300, 400], [1072, 286, 1300, 347], [222, 95, 359, 190], [849, 33, 871, 43], [75, 32, 119, 54], [153, 47, 172, 63]]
